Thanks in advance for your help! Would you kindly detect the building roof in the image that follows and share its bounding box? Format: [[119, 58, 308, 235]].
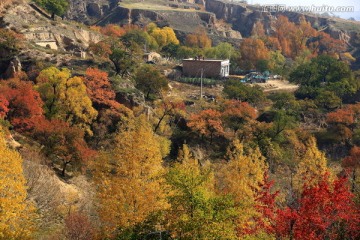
[[183, 58, 230, 63]]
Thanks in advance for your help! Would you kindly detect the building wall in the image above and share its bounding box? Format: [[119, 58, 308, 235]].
[[35, 41, 58, 50], [183, 59, 230, 78], [183, 60, 222, 78]]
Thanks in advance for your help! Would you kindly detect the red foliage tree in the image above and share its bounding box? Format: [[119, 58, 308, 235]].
[[84, 68, 132, 148], [0, 95, 9, 118], [0, 78, 44, 131], [246, 173, 279, 235], [275, 174, 360, 240], [88, 41, 112, 59], [64, 212, 95, 240], [342, 146, 360, 192], [31, 119, 95, 176]]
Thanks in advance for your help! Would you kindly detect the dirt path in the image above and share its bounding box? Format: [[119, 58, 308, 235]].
[[255, 80, 299, 92], [168, 81, 224, 100]]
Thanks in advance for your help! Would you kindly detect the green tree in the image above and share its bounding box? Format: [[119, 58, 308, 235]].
[[268, 50, 286, 75], [290, 55, 358, 100], [34, 0, 69, 18], [134, 65, 169, 100], [109, 47, 136, 76], [223, 80, 265, 106], [121, 29, 158, 51], [0, 29, 22, 62], [162, 42, 180, 59], [205, 42, 237, 60], [166, 145, 237, 239], [315, 90, 342, 109]]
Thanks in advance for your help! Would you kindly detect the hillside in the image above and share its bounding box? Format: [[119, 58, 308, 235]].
[[63, 0, 360, 68], [1, 0, 360, 239]]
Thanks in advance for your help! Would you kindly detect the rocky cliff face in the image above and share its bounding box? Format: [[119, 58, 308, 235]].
[[97, 6, 216, 32], [66, 0, 120, 24], [64, 0, 242, 41], [3, 4, 103, 51], [205, 0, 360, 45], [63, 0, 360, 52]]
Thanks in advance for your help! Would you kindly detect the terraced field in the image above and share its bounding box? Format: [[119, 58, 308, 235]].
[[119, 0, 203, 12]]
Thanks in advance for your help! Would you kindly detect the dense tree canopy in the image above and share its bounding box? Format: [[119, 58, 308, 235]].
[[290, 55, 359, 100], [92, 116, 167, 237], [36, 67, 98, 135], [34, 0, 69, 17], [1, 7, 360, 239], [134, 64, 169, 100], [223, 80, 266, 105]]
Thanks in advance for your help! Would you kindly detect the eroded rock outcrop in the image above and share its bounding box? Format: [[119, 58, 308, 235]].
[[4, 57, 22, 79]]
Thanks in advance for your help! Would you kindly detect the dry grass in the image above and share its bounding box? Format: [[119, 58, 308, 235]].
[[120, 0, 202, 12]]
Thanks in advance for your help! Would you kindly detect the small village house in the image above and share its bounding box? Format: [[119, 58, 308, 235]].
[[143, 52, 162, 63], [182, 58, 230, 78]]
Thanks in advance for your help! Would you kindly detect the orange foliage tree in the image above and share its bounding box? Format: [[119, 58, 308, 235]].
[[220, 100, 257, 134], [188, 109, 224, 143], [100, 24, 126, 37], [185, 27, 212, 49], [239, 38, 270, 70], [273, 15, 294, 57], [309, 32, 346, 57], [273, 15, 317, 58]]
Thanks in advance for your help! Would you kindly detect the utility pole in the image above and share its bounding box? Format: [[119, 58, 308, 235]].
[[200, 68, 204, 99]]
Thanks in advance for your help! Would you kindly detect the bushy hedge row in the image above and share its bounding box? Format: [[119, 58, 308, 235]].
[[177, 77, 218, 86]]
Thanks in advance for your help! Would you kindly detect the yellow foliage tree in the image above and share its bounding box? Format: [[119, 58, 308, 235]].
[[0, 128, 36, 239], [58, 76, 98, 135], [150, 26, 179, 48], [92, 116, 167, 236], [293, 136, 330, 190], [36, 67, 97, 135], [217, 139, 268, 234]]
